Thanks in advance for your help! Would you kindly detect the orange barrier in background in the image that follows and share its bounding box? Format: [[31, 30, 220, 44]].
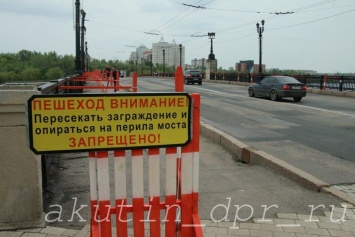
[[59, 70, 136, 93]]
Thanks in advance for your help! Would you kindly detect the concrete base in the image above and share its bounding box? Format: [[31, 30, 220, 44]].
[[205, 59, 217, 80], [0, 87, 45, 230]]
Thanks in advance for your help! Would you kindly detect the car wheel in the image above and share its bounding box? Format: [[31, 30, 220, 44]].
[[270, 90, 279, 101], [293, 97, 302, 102], [248, 87, 255, 97]]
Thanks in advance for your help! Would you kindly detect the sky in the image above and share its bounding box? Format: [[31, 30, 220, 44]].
[[1, 0, 354, 73]]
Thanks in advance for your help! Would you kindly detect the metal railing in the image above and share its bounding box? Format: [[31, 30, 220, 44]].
[[204, 73, 355, 91]]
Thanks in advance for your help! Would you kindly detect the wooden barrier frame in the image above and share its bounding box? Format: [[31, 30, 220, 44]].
[[89, 66, 203, 237]]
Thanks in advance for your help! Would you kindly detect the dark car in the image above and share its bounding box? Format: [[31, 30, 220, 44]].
[[248, 76, 307, 102], [183, 70, 202, 85]]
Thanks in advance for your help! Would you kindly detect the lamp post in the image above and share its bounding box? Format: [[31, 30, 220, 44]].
[[163, 49, 166, 74], [208, 32, 215, 60], [256, 20, 265, 73], [85, 42, 88, 71], [80, 9, 86, 72], [179, 44, 182, 66], [141, 58, 144, 74], [74, 0, 81, 73]]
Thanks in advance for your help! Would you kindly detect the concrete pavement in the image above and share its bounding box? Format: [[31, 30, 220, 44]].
[[2, 208, 355, 237]]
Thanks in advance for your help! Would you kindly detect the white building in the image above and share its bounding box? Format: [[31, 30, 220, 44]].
[[152, 37, 185, 69], [129, 44, 150, 62]]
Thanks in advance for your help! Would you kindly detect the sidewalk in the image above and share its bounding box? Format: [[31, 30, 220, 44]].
[[2, 207, 355, 237], [1, 131, 355, 237]]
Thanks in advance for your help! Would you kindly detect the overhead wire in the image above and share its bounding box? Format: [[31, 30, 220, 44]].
[[267, 7, 355, 31], [85, 0, 349, 61], [131, 0, 213, 46], [186, 0, 347, 52]]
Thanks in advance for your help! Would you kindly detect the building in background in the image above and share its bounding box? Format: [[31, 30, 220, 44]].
[[191, 58, 206, 69], [235, 60, 254, 72], [253, 64, 266, 73], [235, 60, 266, 73], [129, 44, 150, 63], [152, 37, 185, 69]]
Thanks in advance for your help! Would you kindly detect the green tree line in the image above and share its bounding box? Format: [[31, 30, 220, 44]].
[[0, 50, 182, 84], [0, 50, 77, 84]]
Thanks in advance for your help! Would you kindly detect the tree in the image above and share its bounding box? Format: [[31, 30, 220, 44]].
[[46, 67, 65, 80], [18, 50, 32, 63], [0, 71, 20, 83], [59, 55, 75, 75], [22, 66, 41, 81]]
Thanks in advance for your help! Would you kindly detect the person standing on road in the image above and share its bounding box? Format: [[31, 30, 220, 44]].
[[105, 65, 111, 87], [112, 66, 118, 92]]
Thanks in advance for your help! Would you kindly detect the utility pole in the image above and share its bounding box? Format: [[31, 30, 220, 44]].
[[80, 9, 86, 72], [74, 0, 81, 73]]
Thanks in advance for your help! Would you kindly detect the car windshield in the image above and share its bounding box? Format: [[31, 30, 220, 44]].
[[276, 77, 300, 84]]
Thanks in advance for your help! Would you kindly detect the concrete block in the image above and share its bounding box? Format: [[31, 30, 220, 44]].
[[220, 133, 249, 160], [321, 187, 355, 205], [344, 91, 355, 98], [250, 150, 328, 191], [241, 147, 257, 164], [0, 88, 44, 230], [200, 123, 222, 143], [311, 89, 321, 94], [320, 90, 333, 96], [332, 91, 346, 97]]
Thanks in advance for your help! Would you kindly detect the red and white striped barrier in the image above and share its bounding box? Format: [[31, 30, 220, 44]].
[[89, 66, 203, 237]]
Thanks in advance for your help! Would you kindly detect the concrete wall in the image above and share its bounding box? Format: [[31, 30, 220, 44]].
[[0, 86, 45, 230]]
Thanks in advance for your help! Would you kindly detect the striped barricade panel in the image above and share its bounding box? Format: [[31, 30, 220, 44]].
[[88, 92, 203, 237]]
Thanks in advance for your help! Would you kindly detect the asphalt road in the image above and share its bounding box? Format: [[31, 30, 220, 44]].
[[131, 77, 355, 185]]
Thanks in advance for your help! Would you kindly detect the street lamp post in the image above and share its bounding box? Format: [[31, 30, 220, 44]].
[[85, 42, 88, 71], [208, 32, 215, 60], [80, 9, 86, 72], [74, 0, 81, 73], [179, 44, 182, 66], [141, 58, 144, 74], [256, 20, 265, 74], [163, 49, 166, 74]]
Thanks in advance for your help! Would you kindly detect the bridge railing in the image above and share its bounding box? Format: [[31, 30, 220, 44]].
[[143, 72, 354, 91], [38, 74, 82, 94]]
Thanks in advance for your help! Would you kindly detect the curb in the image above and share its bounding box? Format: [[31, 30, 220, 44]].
[[200, 122, 355, 204]]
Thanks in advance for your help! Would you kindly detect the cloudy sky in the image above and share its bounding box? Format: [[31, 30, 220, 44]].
[[1, 0, 354, 73]]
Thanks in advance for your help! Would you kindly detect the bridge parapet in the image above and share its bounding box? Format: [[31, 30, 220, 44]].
[[0, 85, 45, 230]]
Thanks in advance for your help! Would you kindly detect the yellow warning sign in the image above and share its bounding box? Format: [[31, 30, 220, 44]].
[[26, 93, 191, 154]]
